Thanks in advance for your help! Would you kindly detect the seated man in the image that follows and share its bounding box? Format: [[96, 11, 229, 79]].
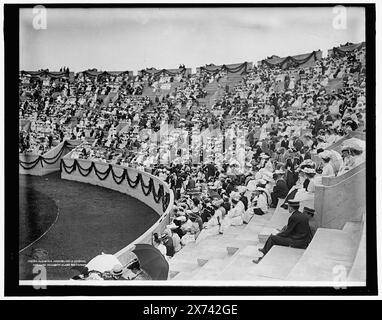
[[253, 199, 312, 264], [270, 171, 288, 208], [303, 206, 318, 238]]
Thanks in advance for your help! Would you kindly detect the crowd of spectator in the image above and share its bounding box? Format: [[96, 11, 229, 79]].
[[19, 45, 366, 262]]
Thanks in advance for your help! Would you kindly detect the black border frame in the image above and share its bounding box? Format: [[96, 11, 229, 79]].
[[4, 2, 377, 297]]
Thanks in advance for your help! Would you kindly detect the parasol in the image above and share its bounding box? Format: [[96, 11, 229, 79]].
[[132, 244, 169, 280], [85, 253, 122, 273]]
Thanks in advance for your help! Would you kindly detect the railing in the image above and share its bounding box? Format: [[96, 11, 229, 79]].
[[314, 161, 366, 229], [60, 157, 174, 266], [311, 131, 366, 167], [19, 140, 78, 176], [326, 131, 365, 153]]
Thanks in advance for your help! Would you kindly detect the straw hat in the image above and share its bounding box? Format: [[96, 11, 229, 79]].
[[111, 265, 123, 276]]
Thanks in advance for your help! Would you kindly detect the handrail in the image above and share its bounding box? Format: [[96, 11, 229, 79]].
[[321, 161, 366, 187], [326, 131, 366, 152]]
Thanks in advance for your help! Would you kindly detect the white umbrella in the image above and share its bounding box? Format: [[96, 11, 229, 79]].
[[86, 253, 122, 273]]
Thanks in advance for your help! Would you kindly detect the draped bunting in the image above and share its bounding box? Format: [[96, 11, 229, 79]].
[[199, 62, 249, 75], [19, 140, 73, 170], [60, 159, 170, 211], [139, 68, 188, 77], [267, 55, 280, 60], [332, 42, 365, 57], [20, 70, 69, 78], [261, 51, 320, 70]]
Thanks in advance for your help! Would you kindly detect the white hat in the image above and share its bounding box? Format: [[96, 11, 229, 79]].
[[237, 186, 247, 194], [303, 167, 316, 174], [259, 153, 270, 158], [257, 178, 267, 185], [319, 150, 331, 159], [230, 159, 240, 166], [230, 192, 241, 202], [167, 223, 178, 230], [262, 174, 272, 182], [175, 216, 187, 222]]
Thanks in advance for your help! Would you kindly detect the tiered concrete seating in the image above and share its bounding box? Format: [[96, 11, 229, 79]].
[[198, 79, 225, 109], [286, 227, 360, 282], [347, 219, 366, 283], [249, 246, 305, 281], [168, 208, 275, 280], [258, 199, 288, 243], [226, 73, 244, 89]]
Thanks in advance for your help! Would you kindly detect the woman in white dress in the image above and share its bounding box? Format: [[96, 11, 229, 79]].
[[203, 199, 226, 233], [243, 187, 269, 223], [223, 192, 245, 227], [319, 150, 335, 177]]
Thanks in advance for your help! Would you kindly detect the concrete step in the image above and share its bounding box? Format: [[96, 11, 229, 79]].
[[219, 255, 262, 280], [171, 269, 200, 280], [347, 221, 366, 283], [252, 246, 305, 281], [167, 198, 281, 281], [236, 245, 264, 258], [342, 221, 362, 234], [286, 228, 359, 282], [168, 258, 200, 273], [258, 200, 289, 243]]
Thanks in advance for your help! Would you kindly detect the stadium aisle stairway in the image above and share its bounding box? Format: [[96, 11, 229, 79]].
[[169, 203, 365, 282], [169, 207, 276, 281]]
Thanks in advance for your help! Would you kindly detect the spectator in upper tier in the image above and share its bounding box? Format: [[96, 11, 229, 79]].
[[318, 150, 335, 177]]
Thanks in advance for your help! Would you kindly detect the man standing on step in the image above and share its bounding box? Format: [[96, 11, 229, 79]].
[[253, 199, 312, 264]]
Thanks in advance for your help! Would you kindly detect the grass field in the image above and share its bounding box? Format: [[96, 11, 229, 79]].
[[19, 172, 158, 280]]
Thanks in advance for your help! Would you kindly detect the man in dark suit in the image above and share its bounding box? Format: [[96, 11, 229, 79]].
[[270, 171, 289, 208], [280, 135, 289, 149], [253, 199, 312, 263], [293, 136, 304, 152]]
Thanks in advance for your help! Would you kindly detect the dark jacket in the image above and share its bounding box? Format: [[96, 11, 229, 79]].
[[273, 179, 289, 199], [163, 237, 175, 257], [240, 195, 249, 211], [293, 139, 304, 152], [278, 210, 312, 245], [281, 139, 289, 149]]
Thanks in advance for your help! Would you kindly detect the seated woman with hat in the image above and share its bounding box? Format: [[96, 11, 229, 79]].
[[223, 192, 245, 226], [318, 150, 335, 177], [243, 186, 269, 223], [208, 199, 227, 225], [280, 161, 315, 209], [337, 145, 355, 176], [292, 167, 316, 209]]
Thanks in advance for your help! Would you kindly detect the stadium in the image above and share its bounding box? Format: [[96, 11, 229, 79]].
[[18, 7, 367, 285]]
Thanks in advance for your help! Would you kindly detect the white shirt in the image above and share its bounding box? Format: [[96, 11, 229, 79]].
[[254, 193, 268, 213], [322, 163, 335, 177]]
